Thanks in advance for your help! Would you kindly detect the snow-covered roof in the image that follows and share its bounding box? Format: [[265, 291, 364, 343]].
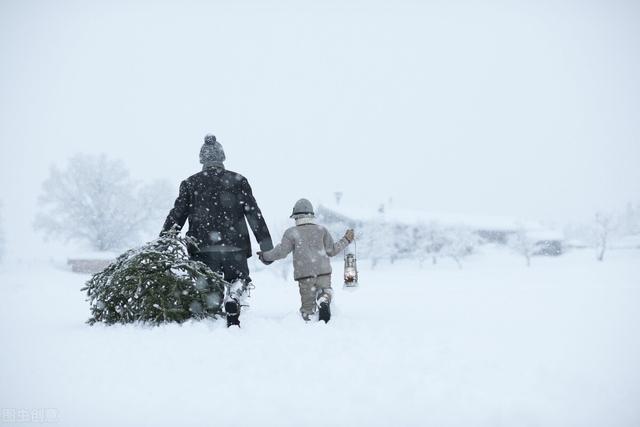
[[525, 229, 564, 241]]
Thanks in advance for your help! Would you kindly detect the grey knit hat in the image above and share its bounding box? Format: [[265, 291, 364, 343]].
[[290, 198, 315, 218], [200, 134, 226, 165]]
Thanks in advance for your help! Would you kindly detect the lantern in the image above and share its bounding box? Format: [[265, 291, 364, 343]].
[[343, 240, 358, 287]]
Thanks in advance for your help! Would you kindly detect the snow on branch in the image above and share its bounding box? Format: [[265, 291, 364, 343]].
[[34, 154, 174, 251], [507, 227, 537, 267]]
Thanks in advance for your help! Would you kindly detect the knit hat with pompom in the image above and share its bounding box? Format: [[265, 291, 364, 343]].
[[199, 134, 226, 165]]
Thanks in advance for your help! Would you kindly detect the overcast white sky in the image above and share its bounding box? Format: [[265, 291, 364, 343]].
[[1, 0, 639, 252]]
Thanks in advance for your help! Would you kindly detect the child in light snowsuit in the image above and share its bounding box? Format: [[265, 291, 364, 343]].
[[258, 199, 354, 322]]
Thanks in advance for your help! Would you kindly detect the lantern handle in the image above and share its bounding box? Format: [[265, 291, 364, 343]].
[[354, 235, 357, 257], [344, 231, 356, 259]]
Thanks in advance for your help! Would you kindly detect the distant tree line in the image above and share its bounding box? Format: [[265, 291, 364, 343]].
[[564, 203, 640, 262], [322, 219, 481, 269], [321, 201, 640, 268]]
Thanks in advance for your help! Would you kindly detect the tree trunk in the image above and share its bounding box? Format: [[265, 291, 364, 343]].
[[453, 256, 462, 269], [597, 245, 606, 261], [597, 235, 607, 261]]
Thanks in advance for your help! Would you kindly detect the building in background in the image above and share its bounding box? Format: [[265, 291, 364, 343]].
[[316, 202, 564, 260]]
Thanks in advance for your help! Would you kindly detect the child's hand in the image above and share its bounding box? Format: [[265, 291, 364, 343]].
[[344, 229, 355, 242], [257, 251, 273, 265]]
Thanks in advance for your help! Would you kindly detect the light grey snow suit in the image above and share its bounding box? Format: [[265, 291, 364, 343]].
[[261, 222, 350, 315]]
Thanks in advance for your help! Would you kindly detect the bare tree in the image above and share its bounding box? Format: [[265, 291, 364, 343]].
[[441, 226, 480, 268], [360, 220, 396, 269], [413, 222, 446, 266], [410, 223, 479, 268], [593, 212, 617, 262], [508, 227, 537, 267], [35, 154, 173, 251], [412, 224, 430, 267]]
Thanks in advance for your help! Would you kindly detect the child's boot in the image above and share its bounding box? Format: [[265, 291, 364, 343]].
[[225, 298, 241, 327], [318, 301, 331, 323]]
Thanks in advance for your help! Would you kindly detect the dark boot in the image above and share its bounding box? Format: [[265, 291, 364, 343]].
[[318, 302, 331, 323], [225, 298, 240, 327]]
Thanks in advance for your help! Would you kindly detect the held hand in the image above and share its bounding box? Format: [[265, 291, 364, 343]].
[[344, 229, 355, 243], [257, 251, 273, 265]]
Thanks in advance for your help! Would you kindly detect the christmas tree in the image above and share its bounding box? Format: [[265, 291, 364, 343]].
[[82, 230, 226, 325]]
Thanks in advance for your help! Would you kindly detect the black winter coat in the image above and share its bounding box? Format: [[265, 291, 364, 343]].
[[162, 167, 273, 258]]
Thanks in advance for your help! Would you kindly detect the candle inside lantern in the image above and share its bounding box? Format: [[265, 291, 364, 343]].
[[344, 252, 358, 287]]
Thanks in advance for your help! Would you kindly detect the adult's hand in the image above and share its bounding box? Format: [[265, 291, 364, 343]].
[[257, 251, 273, 265]]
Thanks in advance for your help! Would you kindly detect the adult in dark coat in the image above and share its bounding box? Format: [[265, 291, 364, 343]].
[[161, 134, 273, 326]]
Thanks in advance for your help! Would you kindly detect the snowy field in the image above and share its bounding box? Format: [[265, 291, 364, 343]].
[[1, 248, 639, 427]]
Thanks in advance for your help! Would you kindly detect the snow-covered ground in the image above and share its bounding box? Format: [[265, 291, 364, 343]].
[[1, 248, 639, 427]]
